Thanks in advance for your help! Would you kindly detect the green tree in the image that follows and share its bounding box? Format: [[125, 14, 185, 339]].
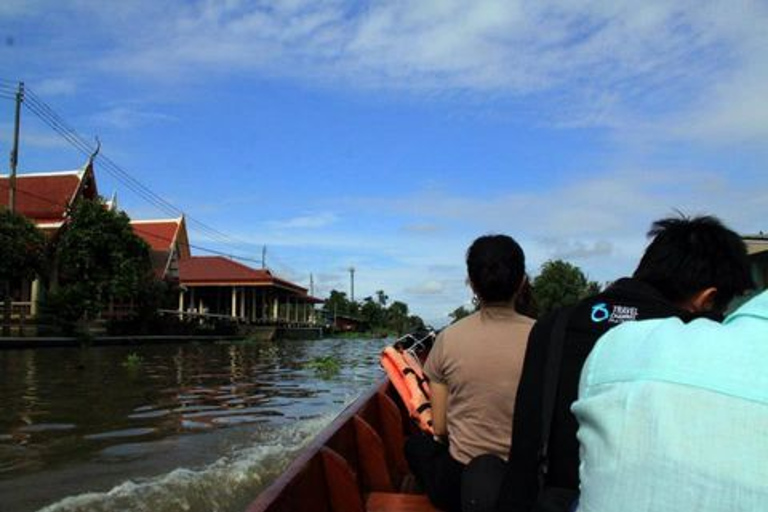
[[324, 289, 352, 317], [387, 300, 409, 335], [375, 290, 389, 307], [49, 199, 154, 328], [360, 296, 386, 330], [0, 210, 46, 335], [532, 259, 601, 316], [448, 305, 473, 324], [407, 314, 426, 332]]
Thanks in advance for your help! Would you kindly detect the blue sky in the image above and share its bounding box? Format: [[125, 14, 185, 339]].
[[1, 1, 767, 326]]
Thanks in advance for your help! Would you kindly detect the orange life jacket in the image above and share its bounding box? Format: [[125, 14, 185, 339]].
[[380, 345, 434, 435]]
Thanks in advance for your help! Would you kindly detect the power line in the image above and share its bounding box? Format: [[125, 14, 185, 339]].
[[4, 184, 269, 266], [11, 83, 262, 251], [1, 79, 293, 273], [6, 84, 224, 242]]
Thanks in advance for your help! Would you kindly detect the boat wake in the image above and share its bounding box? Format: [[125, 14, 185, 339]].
[[36, 413, 337, 512]]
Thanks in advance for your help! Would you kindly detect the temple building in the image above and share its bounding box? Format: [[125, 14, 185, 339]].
[[0, 160, 98, 319], [3, 160, 323, 335], [130, 216, 191, 281]]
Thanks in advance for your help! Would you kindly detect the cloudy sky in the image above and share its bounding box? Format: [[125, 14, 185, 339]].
[[1, 0, 766, 325]]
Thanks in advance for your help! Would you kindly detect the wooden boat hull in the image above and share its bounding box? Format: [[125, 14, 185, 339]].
[[245, 377, 439, 512]]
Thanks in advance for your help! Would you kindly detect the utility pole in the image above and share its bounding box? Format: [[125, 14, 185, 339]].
[[349, 267, 355, 302], [309, 273, 315, 296], [3, 82, 22, 336], [261, 245, 267, 269], [8, 82, 23, 213]]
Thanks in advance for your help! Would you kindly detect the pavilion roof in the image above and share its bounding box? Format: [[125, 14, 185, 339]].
[[179, 256, 322, 301]]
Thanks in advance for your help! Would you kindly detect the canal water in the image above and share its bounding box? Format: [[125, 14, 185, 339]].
[[0, 337, 390, 512]]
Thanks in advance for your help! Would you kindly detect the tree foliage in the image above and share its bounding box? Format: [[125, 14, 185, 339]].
[[0, 209, 46, 284], [386, 300, 409, 334], [448, 305, 473, 324], [50, 199, 155, 324], [1, 210, 46, 335], [323, 288, 425, 335], [532, 259, 601, 316], [324, 289, 353, 316]]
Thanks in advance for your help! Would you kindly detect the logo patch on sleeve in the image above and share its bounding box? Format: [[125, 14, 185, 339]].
[[591, 303, 638, 324]]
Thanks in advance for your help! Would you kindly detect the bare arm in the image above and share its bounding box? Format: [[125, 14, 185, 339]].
[[431, 382, 449, 437]]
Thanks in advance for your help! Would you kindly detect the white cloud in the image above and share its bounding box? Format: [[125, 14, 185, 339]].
[[90, 106, 175, 129], [545, 239, 614, 261], [266, 212, 339, 230], [405, 280, 446, 296], [0, 123, 69, 150], [401, 223, 441, 234], [346, 163, 766, 280], [5, 1, 767, 141], [34, 77, 77, 96], [200, 163, 766, 323]]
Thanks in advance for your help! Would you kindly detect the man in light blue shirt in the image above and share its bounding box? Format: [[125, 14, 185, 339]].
[[573, 290, 768, 512]]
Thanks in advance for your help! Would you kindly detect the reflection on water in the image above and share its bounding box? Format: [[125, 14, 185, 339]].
[[0, 337, 389, 512]]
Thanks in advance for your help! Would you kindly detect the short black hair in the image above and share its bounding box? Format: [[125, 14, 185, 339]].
[[633, 215, 754, 311], [467, 234, 526, 304]]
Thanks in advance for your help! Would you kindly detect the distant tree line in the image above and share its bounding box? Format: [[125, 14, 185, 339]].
[[448, 259, 603, 324], [323, 288, 425, 336]]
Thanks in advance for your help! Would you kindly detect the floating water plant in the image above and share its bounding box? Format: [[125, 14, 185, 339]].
[[122, 352, 144, 370], [304, 355, 341, 379]]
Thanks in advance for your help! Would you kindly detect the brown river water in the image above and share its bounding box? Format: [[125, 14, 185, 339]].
[[0, 337, 390, 512]]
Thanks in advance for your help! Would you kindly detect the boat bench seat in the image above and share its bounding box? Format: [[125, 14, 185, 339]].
[[321, 417, 443, 512], [366, 492, 440, 512]]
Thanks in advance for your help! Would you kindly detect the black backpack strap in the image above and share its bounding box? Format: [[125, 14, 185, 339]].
[[538, 307, 573, 484]]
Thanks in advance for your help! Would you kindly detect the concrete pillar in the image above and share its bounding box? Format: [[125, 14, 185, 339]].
[[286, 299, 291, 324], [272, 297, 278, 320], [239, 287, 246, 318], [231, 287, 237, 318], [178, 289, 185, 319], [30, 279, 40, 317]]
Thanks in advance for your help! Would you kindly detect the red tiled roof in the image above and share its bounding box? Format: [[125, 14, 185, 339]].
[[0, 172, 80, 223], [130, 218, 191, 279], [0, 167, 97, 229], [179, 256, 319, 300], [131, 220, 181, 252]]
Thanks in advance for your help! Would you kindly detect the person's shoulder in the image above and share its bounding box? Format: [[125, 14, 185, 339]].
[[726, 289, 768, 324], [582, 316, 688, 384], [445, 310, 482, 331], [516, 312, 536, 326], [435, 311, 479, 343], [597, 316, 675, 347]]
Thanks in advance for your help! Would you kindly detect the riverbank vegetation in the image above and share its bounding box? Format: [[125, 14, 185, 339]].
[[322, 289, 425, 336]]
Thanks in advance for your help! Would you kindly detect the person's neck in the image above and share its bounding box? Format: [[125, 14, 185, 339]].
[[480, 299, 516, 310]]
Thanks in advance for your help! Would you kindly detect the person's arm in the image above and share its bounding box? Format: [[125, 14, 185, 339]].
[[430, 381, 449, 438]]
